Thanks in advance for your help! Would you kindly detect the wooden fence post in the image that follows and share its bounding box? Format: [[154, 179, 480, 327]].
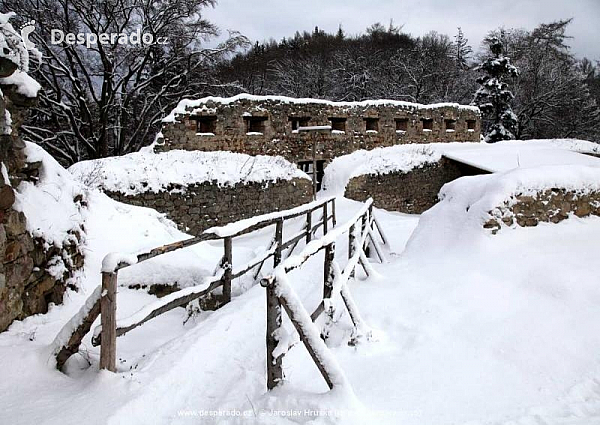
[[264, 279, 283, 390], [323, 242, 335, 300], [323, 202, 328, 235], [348, 224, 356, 278], [274, 219, 283, 267], [331, 199, 337, 227], [306, 211, 312, 243], [100, 271, 117, 372], [222, 237, 232, 303]]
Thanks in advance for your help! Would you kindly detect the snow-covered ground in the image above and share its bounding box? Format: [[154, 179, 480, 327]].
[[3, 141, 600, 424]]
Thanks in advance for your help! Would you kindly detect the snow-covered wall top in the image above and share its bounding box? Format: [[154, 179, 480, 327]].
[[69, 149, 310, 196], [162, 93, 481, 123], [0, 12, 41, 98], [321, 144, 442, 194], [14, 143, 86, 248], [322, 139, 600, 194]]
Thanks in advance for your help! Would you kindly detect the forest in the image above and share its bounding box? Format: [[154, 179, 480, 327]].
[[3, 0, 600, 164]]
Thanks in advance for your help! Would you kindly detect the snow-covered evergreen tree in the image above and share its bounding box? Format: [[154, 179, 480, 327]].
[[473, 35, 518, 142]]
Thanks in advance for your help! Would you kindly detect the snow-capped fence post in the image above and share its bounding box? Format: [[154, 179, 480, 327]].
[[99, 271, 117, 372], [262, 277, 283, 390], [222, 237, 233, 304]]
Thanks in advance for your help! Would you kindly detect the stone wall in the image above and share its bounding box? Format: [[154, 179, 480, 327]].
[[0, 84, 85, 332], [484, 189, 600, 234], [157, 96, 481, 164], [344, 158, 485, 214], [107, 178, 313, 235]]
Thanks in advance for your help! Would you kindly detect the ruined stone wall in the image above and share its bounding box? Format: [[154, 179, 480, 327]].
[[484, 189, 600, 234], [344, 158, 481, 214], [106, 177, 313, 235], [157, 96, 481, 164], [0, 85, 85, 332]]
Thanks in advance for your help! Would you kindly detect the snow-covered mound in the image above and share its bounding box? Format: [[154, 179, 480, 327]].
[[13, 142, 86, 250], [69, 149, 309, 196], [404, 164, 600, 258], [321, 144, 442, 194], [322, 139, 600, 195]]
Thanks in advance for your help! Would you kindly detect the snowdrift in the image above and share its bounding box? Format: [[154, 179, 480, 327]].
[[69, 149, 309, 196]]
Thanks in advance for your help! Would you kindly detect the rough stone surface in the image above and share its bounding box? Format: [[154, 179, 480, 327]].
[[157, 97, 481, 164], [484, 189, 600, 234], [106, 178, 313, 235], [344, 158, 483, 214], [0, 82, 85, 333]]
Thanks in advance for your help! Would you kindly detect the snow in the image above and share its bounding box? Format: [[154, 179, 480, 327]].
[[0, 70, 41, 97], [161, 93, 480, 123], [322, 139, 600, 195], [13, 142, 85, 249], [4, 142, 600, 424], [101, 252, 139, 273], [322, 144, 441, 194], [206, 196, 334, 237], [69, 149, 309, 196], [441, 139, 600, 172]]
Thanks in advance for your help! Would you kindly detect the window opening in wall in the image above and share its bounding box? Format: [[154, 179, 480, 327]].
[[290, 117, 311, 131], [445, 119, 456, 131], [245, 116, 267, 134], [195, 116, 217, 134], [364, 117, 379, 132], [395, 118, 409, 132], [421, 118, 433, 131], [467, 119, 476, 131], [298, 160, 326, 190], [329, 117, 347, 132]]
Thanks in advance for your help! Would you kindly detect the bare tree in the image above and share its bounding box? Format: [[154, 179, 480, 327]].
[[3, 0, 249, 164]]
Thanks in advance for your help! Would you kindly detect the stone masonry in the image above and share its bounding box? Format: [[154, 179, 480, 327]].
[[157, 95, 481, 164], [484, 189, 600, 234], [0, 84, 85, 332], [344, 158, 487, 214], [107, 178, 313, 236]]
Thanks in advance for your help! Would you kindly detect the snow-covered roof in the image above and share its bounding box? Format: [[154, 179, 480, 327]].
[[440, 139, 600, 173], [162, 93, 481, 123], [321, 139, 600, 195], [69, 149, 310, 195]]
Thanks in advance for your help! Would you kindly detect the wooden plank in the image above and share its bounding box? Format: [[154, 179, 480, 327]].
[[99, 272, 117, 372], [279, 295, 334, 390], [93, 278, 224, 345], [55, 296, 101, 371], [265, 283, 283, 389], [222, 237, 233, 303]]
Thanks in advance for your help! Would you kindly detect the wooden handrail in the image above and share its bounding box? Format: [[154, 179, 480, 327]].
[[64, 197, 337, 372]]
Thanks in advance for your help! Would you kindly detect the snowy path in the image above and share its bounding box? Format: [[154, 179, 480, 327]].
[[3, 194, 600, 424]]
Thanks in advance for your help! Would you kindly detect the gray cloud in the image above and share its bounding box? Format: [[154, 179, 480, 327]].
[[204, 0, 600, 59]]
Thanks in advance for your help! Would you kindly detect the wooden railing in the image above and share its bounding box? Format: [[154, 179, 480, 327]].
[[260, 198, 388, 391], [53, 197, 336, 371]]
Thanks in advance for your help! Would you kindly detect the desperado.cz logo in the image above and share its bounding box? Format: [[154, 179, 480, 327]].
[[51, 29, 168, 48]]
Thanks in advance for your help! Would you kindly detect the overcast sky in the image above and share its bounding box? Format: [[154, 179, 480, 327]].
[[204, 0, 600, 60]]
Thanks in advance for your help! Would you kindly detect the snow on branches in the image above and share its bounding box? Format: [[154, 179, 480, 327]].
[[472, 36, 518, 143]]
